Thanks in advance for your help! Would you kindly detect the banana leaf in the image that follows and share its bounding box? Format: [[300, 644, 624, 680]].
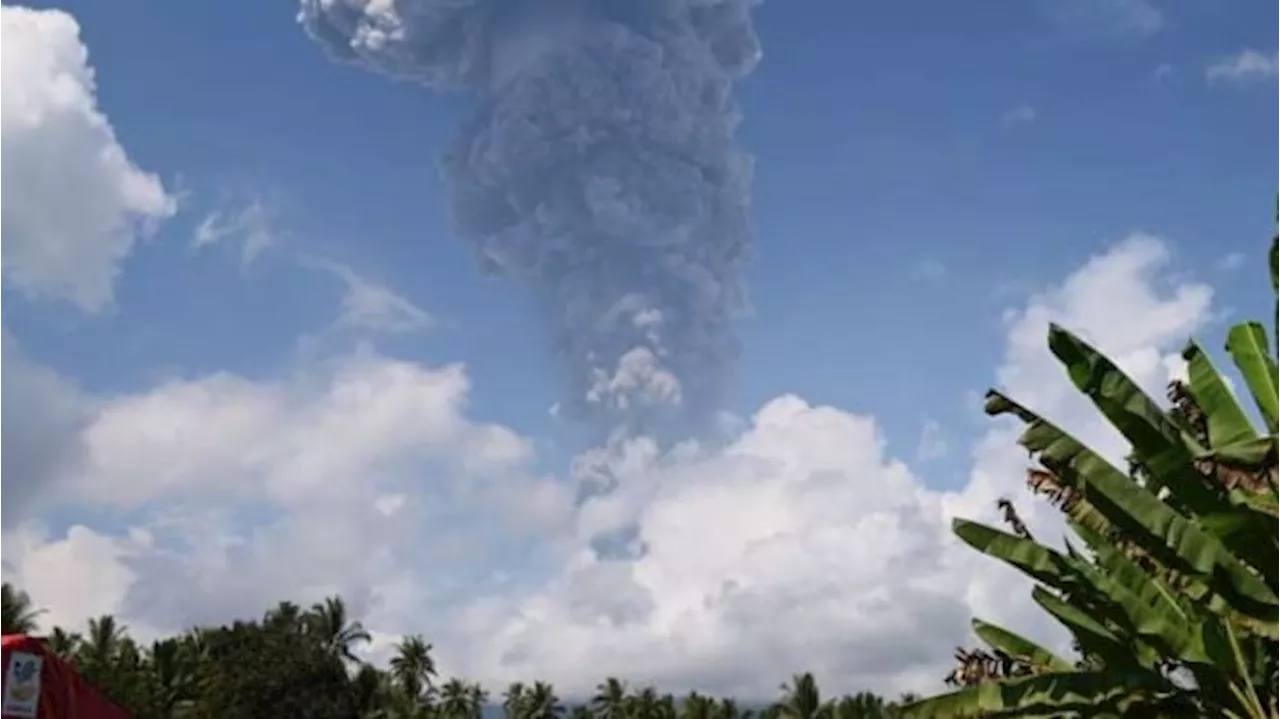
[[952, 520, 1079, 593], [1064, 519, 1203, 649], [986, 391, 1278, 623], [1062, 545, 1207, 667], [1031, 587, 1156, 671], [1045, 328, 1279, 579], [1182, 340, 1259, 449], [971, 618, 1073, 673], [1047, 325, 1231, 518], [896, 668, 1179, 719], [1224, 322, 1279, 433]]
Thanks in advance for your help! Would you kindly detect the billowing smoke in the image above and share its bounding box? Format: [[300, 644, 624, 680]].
[[299, 0, 761, 438]]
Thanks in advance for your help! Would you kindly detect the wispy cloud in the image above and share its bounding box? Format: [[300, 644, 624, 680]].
[[192, 198, 276, 266], [1041, 0, 1164, 39], [1215, 252, 1247, 272], [309, 259, 434, 335], [915, 418, 949, 462], [1205, 49, 1279, 87], [1001, 104, 1037, 127], [191, 198, 431, 337], [910, 258, 948, 281], [1152, 62, 1174, 83]]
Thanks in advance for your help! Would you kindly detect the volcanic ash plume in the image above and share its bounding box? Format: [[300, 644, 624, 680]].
[[299, 0, 762, 436]]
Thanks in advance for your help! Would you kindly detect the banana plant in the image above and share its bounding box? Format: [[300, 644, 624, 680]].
[[902, 236, 1279, 719]]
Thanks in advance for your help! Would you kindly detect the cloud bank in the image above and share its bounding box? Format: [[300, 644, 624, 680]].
[[4, 231, 1216, 698]]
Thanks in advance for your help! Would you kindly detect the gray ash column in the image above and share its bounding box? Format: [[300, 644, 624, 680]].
[[300, 0, 761, 440]]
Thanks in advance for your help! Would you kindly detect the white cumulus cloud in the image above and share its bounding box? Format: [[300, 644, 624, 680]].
[[3, 346, 570, 642], [1, 335, 89, 523], [0, 5, 1242, 699], [451, 232, 1215, 698], [1, 232, 1221, 700], [1, 5, 177, 312]]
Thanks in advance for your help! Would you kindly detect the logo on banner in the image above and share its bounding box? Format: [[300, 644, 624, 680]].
[[2, 651, 42, 718]]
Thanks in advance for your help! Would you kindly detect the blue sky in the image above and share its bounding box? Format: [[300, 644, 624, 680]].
[[2, 0, 1277, 699], [11, 0, 1276, 441], [12, 0, 1276, 451]]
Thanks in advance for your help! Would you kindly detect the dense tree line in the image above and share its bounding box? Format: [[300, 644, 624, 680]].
[[1, 583, 912, 719]]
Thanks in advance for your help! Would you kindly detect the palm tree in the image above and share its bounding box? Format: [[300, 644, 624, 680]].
[[43, 626, 80, 659], [1, 583, 44, 634], [775, 673, 825, 719], [657, 693, 678, 719], [632, 687, 663, 719], [527, 681, 564, 719], [389, 635, 437, 703], [592, 677, 629, 719], [440, 678, 473, 719], [349, 663, 390, 719], [715, 698, 744, 719], [466, 681, 489, 719], [86, 614, 125, 649], [503, 682, 528, 719], [110, 636, 146, 708], [75, 615, 126, 699], [81, 615, 125, 669], [885, 693, 917, 718], [309, 595, 371, 662], [148, 637, 198, 717], [682, 692, 716, 719], [179, 627, 211, 671], [264, 600, 305, 633], [830, 693, 888, 719]]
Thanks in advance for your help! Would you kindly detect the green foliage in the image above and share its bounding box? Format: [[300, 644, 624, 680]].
[[190, 620, 356, 719], [903, 238, 1279, 718], [9, 590, 906, 719], [1, 582, 45, 635]]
